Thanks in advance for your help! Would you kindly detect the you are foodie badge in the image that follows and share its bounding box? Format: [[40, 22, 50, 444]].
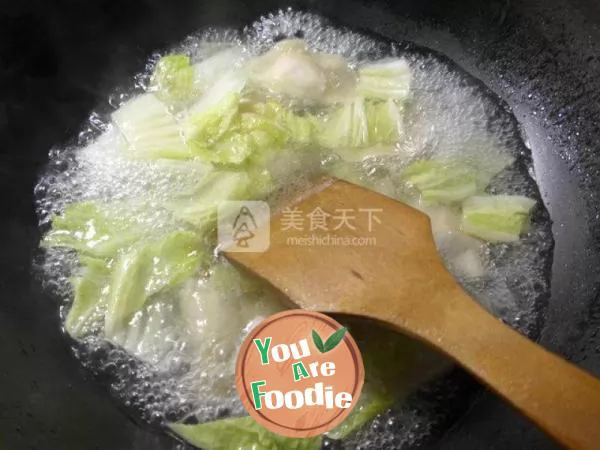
[[235, 310, 364, 437]]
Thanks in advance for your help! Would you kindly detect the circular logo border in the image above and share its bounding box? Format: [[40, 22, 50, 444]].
[[235, 310, 365, 438]]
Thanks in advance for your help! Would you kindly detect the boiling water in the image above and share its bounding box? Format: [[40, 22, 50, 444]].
[[35, 9, 553, 449]]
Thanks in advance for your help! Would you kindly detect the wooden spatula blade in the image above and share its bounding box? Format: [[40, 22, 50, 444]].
[[225, 179, 452, 324]]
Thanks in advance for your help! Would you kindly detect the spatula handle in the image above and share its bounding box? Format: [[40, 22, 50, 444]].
[[409, 288, 600, 450]]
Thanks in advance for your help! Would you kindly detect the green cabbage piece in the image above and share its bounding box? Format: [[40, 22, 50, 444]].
[[151, 54, 195, 105], [319, 99, 368, 148], [118, 70, 317, 166], [319, 99, 403, 149], [239, 102, 317, 169], [112, 93, 191, 160], [186, 88, 315, 165], [169, 417, 322, 450], [165, 171, 251, 231], [401, 152, 517, 206], [42, 202, 142, 258], [66, 260, 111, 338], [460, 195, 536, 243], [356, 59, 412, 101], [422, 184, 478, 205], [104, 230, 204, 335], [249, 101, 316, 146], [44, 201, 186, 337], [286, 112, 317, 145], [105, 245, 152, 335], [366, 99, 404, 143], [401, 160, 478, 205], [216, 103, 290, 164], [184, 72, 246, 155], [144, 231, 206, 296]]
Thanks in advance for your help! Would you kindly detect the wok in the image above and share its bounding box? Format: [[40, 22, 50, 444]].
[[1, 0, 599, 448]]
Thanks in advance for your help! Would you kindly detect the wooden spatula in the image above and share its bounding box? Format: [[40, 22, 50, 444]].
[[224, 177, 600, 449]]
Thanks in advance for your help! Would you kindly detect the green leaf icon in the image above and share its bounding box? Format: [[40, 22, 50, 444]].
[[323, 327, 348, 353], [312, 330, 325, 353], [312, 327, 348, 353]]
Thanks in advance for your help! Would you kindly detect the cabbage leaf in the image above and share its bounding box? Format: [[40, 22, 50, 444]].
[[151, 54, 195, 105], [112, 93, 191, 160], [461, 195, 536, 242], [356, 59, 412, 101]]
